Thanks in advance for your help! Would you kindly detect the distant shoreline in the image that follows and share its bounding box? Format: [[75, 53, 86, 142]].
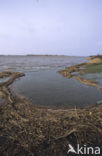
[[0, 54, 86, 57]]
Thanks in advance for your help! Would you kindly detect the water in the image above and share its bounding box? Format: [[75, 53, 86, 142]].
[[0, 77, 10, 82], [0, 55, 102, 108], [0, 55, 85, 72]]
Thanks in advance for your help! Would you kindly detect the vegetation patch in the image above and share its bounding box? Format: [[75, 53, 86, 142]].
[[59, 55, 102, 90], [81, 63, 102, 74]]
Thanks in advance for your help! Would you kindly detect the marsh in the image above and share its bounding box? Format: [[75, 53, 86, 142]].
[[0, 55, 102, 108]]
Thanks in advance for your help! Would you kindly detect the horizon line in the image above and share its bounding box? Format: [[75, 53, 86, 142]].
[[0, 54, 88, 57]]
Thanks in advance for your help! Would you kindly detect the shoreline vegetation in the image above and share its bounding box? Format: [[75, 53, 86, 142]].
[[0, 56, 102, 155], [59, 55, 102, 90]]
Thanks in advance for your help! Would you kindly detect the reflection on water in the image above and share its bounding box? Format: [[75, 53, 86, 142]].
[[0, 55, 102, 107], [13, 69, 102, 108]]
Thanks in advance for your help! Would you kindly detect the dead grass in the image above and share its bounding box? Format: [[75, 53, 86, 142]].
[[88, 58, 102, 64], [0, 95, 102, 156]]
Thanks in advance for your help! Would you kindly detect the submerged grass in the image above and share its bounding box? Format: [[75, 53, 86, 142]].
[[82, 63, 102, 74]]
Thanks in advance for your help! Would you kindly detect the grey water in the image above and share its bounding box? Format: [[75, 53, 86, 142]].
[[0, 55, 102, 108], [0, 77, 10, 82]]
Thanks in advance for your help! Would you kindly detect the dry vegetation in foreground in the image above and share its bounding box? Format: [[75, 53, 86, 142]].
[[1, 95, 102, 156], [0, 70, 102, 155]]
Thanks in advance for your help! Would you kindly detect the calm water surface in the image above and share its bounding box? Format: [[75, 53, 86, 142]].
[[0, 55, 102, 107]]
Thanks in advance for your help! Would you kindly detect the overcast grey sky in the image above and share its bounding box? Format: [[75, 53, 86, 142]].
[[0, 0, 102, 56]]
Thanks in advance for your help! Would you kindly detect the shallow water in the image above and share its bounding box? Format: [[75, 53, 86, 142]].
[[13, 69, 102, 107], [0, 77, 10, 82], [80, 73, 102, 87], [0, 55, 102, 107]]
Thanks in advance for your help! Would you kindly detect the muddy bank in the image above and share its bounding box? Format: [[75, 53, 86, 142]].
[[0, 71, 24, 104], [0, 70, 102, 155]]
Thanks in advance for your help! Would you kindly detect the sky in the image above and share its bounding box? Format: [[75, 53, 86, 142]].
[[0, 0, 102, 56]]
